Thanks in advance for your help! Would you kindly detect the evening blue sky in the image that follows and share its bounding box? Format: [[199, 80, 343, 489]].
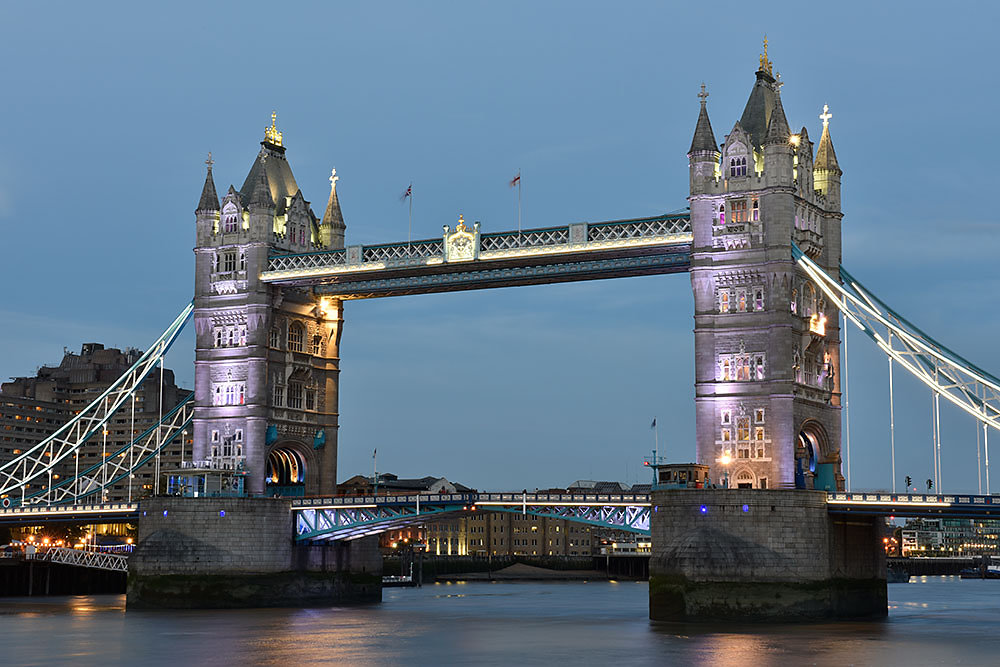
[[1, 2, 997, 492]]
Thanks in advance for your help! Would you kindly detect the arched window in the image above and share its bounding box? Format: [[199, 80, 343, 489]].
[[723, 358, 731, 381], [222, 203, 240, 233], [718, 204, 725, 225], [269, 328, 280, 349], [754, 288, 764, 311], [288, 322, 305, 352], [751, 200, 759, 221], [738, 290, 747, 312], [239, 250, 246, 271], [720, 291, 730, 313]]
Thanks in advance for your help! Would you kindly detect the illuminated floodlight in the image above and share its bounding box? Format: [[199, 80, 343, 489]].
[[700, 505, 708, 514]]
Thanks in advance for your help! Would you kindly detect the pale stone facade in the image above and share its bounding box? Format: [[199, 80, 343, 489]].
[[192, 119, 346, 495], [689, 56, 844, 491]]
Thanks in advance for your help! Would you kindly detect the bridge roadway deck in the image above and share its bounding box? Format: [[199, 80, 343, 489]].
[[3, 492, 998, 530], [260, 213, 693, 298]]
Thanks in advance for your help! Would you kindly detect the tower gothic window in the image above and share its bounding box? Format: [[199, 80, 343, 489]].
[[720, 292, 730, 313], [754, 289, 764, 311], [737, 290, 747, 313], [731, 200, 748, 222], [729, 156, 747, 177], [718, 205, 725, 225], [287, 382, 303, 410], [288, 322, 305, 352], [305, 388, 316, 411], [751, 200, 759, 221], [269, 328, 280, 349], [272, 384, 283, 407], [239, 250, 246, 271], [223, 252, 236, 272]]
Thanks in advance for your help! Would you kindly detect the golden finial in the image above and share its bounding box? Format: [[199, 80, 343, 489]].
[[820, 104, 832, 129], [264, 111, 283, 147], [759, 36, 773, 76], [456, 214, 466, 232]]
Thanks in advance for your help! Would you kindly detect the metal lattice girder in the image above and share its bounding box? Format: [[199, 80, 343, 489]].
[[292, 493, 652, 541], [262, 212, 692, 284], [0, 303, 193, 504], [484, 504, 650, 534], [794, 246, 1000, 433], [25, 394, 194, 506], [41, 547, 129, 572]]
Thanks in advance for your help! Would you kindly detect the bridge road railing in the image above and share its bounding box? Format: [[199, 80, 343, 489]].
[[263, 213, 693, 282]]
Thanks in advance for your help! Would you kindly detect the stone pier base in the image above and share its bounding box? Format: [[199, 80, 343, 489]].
[[127, 497, 381, 609], [649, 489, 886, 621]]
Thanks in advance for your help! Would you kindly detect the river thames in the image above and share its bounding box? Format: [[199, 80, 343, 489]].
[[2, 576, 999, 665]]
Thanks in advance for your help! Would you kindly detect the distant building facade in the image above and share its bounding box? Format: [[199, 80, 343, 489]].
[[901, 517, 1000, 556]]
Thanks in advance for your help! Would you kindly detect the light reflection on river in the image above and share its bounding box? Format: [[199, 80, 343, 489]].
[[2, 576, 999, 665]]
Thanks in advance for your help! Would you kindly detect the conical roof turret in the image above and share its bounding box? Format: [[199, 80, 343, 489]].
[[248, 155, 275, 209], [765, 91, 791, 144], [689, 84, 719, 154], [321, 168, 346, 230], [815, 105, 841, 173], [196, 153, 219, 212]]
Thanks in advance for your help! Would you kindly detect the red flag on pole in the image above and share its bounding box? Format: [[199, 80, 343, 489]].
[[509, 172, 520, 188], [400, 184, 412, 201]]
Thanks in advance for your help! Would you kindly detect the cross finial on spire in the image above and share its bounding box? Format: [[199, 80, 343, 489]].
[[759, 36, 773, 75], [820, 104, 832, 129], [205, 152, 214, 169], [698, 83, 709, 104], [330, 168, 339, 189]]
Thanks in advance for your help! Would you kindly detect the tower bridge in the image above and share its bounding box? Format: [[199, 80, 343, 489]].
[[3, 50, 1000, 617]]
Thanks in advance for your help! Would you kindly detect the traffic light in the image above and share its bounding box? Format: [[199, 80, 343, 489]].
[[926, 479, 934, 491], [905, 476, 912, 489]]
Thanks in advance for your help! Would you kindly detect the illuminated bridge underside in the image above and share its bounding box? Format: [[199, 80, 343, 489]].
[[293, 493, 652, 541], [262, 214, 692, 298]]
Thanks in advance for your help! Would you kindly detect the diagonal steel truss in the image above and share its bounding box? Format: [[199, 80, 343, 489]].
[[25, 395, 194, 506], [795, 246, 1000, 434], [41, 547, 129, 572], [294, 494, 651, 542], [484, 504, 650, 533], [0, 304, 193, 506]]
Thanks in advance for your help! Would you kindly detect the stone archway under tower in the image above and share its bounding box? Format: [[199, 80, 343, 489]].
[[265, 440, 318, 497], [795, 420, 839, 491]]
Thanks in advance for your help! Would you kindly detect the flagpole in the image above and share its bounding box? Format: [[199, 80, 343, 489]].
[[408, 182, 413, 256], [517, 168, 522, 245], [373, 448, 378, 496]]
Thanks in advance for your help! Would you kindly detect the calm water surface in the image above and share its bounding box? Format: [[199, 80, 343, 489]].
[[2, 576, 999, 666]]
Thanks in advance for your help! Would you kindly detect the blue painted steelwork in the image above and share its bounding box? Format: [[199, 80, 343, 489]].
[[292, 492, 651, 541]]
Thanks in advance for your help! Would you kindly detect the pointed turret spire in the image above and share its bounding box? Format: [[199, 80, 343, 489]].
[[765, 89, 791, 144], [196, 152, 220, 212], [248, 154, 275, 209], [815, 104, 841, 172], [322, 168, 346, 228], [689, 83, 719, 154]]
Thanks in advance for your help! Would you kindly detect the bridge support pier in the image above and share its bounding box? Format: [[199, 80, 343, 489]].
[[127, 497, 381, 609], [649, 489, 886, 621]]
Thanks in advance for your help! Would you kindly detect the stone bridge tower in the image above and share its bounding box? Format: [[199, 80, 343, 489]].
[[688, 49, 845, 491], [192, 116, 346, 495]]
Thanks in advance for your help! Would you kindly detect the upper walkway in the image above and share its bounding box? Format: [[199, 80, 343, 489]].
[[260, 213, 692, 298]]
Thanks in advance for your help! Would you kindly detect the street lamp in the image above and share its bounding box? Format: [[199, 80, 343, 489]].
[[720, 451, 732, 488]]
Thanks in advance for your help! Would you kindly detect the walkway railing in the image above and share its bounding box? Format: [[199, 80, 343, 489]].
[[263, 213, 692, 282]]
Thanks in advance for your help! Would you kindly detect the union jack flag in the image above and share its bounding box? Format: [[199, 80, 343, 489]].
[[400, 184, 412, 201]]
